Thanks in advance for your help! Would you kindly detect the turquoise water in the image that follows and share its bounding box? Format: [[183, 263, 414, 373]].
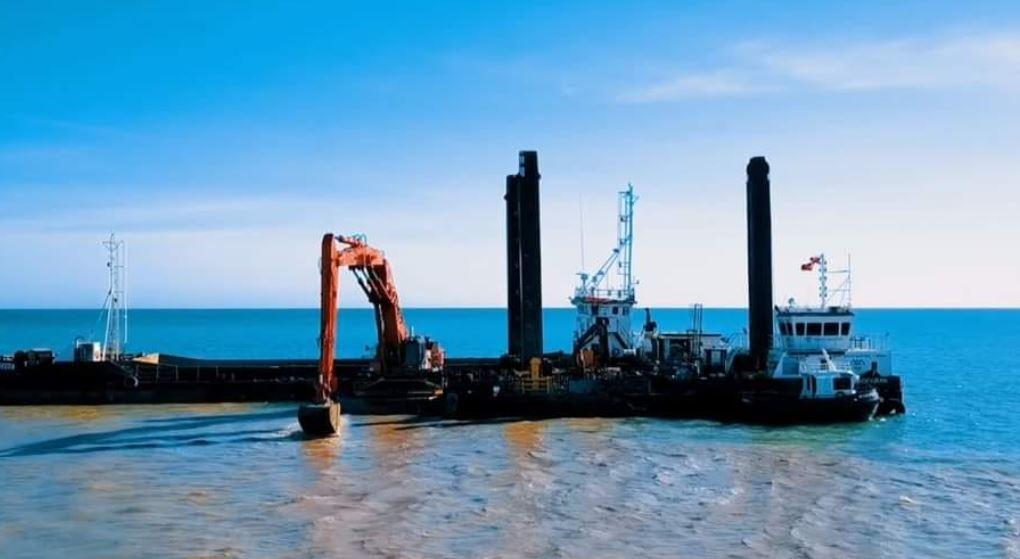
[[1, 309, 1018, 557]]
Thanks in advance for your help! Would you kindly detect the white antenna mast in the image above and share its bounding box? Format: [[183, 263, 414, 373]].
[[802, 252, 851, 309], [618, 183, 636, 299], [846, 254, 852, 308], [818, 253, 828, 308], [101, 234, 127, 361], [578, 193, 586, 275]]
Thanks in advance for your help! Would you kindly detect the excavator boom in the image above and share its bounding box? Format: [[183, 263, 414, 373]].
[[316, 233, 442, 403], [303, 232, 443, 436]]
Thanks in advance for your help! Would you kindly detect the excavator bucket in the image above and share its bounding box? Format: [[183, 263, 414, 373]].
[[298, 400, 340, 437]]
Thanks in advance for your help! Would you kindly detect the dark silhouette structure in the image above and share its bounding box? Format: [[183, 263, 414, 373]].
[[505, 151, 544, 361], [746, 156, 773, 372]]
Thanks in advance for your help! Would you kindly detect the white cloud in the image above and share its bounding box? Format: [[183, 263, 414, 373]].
[[624, 31, 1020, 101], [618, 70, 771, 101]]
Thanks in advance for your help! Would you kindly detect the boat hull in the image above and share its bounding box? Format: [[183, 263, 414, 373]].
[[738, 388, 880, 425]]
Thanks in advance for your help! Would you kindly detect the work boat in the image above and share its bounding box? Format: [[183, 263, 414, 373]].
[[743, 254, 900, 423]]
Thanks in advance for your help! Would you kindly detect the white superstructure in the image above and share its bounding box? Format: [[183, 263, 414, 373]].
[[571, 184, 639, 357], [770, 254, 890, 399]]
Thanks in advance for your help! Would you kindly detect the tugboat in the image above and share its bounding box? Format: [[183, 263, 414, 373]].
[[743, 254, 883, 423], [772, 254, 904, 416]]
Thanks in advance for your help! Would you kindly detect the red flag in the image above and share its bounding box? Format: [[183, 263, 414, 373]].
[[801, 256, 821, 271]]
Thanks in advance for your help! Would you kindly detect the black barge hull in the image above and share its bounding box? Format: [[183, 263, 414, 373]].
[[0, 358, 318, 405], [443, 374, 896, 425], [0, 356, 903, 425]]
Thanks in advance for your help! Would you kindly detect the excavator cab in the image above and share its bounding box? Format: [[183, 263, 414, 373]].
[[400, 336, 445, 372]]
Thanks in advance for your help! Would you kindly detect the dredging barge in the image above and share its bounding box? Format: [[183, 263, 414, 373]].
[[0, 154, 904, 430]]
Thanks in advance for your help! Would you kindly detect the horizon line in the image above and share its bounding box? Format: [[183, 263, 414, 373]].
[[2, 306, 1018, 311]]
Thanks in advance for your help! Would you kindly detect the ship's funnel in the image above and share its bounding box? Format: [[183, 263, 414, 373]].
[[746, 156, 773, 371], [505, 151, 544, 361]]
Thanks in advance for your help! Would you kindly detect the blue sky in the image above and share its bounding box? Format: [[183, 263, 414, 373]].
[[2, 1, 1018, 308]]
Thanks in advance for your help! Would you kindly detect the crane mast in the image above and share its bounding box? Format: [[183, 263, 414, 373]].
[[574, 184, 636, 302]]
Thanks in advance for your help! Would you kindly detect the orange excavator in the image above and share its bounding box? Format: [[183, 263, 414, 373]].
[[298, 233, 444, 436]]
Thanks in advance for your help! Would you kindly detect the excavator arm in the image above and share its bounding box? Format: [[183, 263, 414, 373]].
[[317, 234, 341, 402], [316, 233, 443, 402], [303, 232, 444, 436]]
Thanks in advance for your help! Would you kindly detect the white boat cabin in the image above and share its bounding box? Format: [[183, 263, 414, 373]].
[[770, 254, 892, 381], [772, 305, 891, 378], [573, 297, 637, 356], [776, 307, 854, 353]]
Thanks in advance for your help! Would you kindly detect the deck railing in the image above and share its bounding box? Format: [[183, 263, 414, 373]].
[[848, 335, 889, 351]]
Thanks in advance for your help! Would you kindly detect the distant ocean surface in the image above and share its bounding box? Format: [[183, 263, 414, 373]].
[[1, 308, 1018, 558]]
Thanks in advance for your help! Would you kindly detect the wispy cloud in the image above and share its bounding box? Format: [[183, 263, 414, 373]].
[[4, 114, 143, 140], [618, 70, 773, 102], [0, 194, 302, 234], [622, 31, 1020, 102]]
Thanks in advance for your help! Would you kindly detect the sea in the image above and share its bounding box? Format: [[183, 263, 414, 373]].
[[0, 308, 1017, 558]]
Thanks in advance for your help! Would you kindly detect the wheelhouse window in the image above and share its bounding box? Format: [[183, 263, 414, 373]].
[[823, 322, 839, 336], [806, 323, 822, 336], [795, 323, 805, 336], [841, 322, 851, 335]]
